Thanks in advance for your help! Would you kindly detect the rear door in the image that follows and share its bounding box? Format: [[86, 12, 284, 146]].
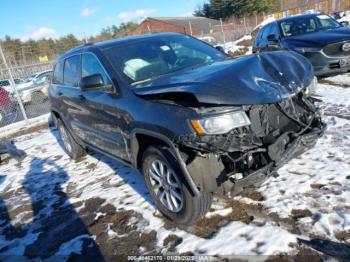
[[56, 55, 87, 140]]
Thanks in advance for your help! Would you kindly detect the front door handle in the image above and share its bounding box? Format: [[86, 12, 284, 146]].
[[78, 94, 86, 101]]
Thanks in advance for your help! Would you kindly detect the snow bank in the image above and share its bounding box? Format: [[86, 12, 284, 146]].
[[223, 35, 252, 56]]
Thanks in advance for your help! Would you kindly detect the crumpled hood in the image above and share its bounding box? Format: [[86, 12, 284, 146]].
[[133, 50, 313, 105], [285, 27, 350, 48]]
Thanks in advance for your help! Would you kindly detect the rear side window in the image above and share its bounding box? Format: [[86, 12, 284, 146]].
[[52, 62, 63, 84], [63, 55, 80, 87]]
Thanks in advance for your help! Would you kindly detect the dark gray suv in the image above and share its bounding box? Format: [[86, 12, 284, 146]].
[[49, 33, 325, 224]]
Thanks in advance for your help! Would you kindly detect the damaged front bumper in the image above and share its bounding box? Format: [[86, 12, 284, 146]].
[[221, 126, 325, 197], [176, 93, 326, 197]]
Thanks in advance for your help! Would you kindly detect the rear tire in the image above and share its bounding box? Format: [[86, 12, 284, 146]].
[[142, 146, 212, 225], [56, 119, 86, 159], [31, 91, 46, 105]]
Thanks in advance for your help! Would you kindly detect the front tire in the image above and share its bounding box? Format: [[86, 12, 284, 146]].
[[142, 146, 212, 225], [56, 119, 86, 159]]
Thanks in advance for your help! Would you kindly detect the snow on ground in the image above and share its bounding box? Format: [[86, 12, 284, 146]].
[[0, 74, 350, 260], [223, 35, 251, 51], [0, 114, 50, 139]]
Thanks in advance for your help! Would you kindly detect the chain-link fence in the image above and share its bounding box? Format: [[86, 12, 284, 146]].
[[0, 43, 53, 129]]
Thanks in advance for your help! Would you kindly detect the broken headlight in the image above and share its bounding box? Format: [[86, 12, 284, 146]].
[[191, 111, 251, 135]]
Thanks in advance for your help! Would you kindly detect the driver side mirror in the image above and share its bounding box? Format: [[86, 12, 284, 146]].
[[340, 21, 349, 27], [267, 34, 279, 42], [80, 74, 105, 92], [215, 45, 226, 53]]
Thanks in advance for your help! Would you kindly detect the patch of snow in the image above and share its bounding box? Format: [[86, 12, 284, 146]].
[[205, 207, 233, 218], [55, 234, 92, 255], [0, 114, 49, 139], [223, 35, 252, 54], [94, 212, 105, 221], [175, 221, 297, 255]]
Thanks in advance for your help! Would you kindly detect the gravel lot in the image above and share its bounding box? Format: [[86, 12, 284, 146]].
[[0, 74, 350, 260]]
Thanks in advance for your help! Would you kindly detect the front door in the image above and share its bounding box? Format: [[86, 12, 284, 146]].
[[76, 52, 129, 161]]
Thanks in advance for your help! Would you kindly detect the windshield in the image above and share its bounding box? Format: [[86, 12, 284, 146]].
[[279, 14, 341, 37], [103, 34, 226, 84]]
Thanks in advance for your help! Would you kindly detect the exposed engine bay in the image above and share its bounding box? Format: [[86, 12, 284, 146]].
[[175, 91, 326, 197]]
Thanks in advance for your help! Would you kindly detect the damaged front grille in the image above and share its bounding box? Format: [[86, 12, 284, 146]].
[[249, 94, 319, 143]]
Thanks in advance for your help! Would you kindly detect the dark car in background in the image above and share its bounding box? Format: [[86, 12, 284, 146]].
[[253, 13, 350, 77], [49, 33, 325, 224]]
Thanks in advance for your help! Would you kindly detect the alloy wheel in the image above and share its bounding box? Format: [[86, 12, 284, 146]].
[[149, 159, 184, 213]]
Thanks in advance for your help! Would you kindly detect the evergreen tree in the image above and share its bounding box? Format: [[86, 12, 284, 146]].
[[194, 0, 278, 20]]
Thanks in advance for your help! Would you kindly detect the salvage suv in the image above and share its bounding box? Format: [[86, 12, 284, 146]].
[[49, 33, 325, 224]]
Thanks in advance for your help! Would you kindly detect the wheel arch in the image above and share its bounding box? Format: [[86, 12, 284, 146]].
[[130, 129, 200, 197]]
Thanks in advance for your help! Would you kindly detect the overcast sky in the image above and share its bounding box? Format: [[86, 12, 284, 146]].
[[1, 0, 204, 41]]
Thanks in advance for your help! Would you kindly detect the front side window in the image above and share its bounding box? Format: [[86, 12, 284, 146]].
[[261, 25, 272, 40], [81, 53, 110, 85], [269, 23, 279, 37], [63, 55, 80, 87], [103, 35, 226, 84]]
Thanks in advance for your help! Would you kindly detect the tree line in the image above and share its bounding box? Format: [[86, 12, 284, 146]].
[[194, 0, 279, 20], [0, 22, 137, 67]]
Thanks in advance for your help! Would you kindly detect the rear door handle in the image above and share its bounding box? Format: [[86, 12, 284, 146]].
[[57, 91, 63, 96]]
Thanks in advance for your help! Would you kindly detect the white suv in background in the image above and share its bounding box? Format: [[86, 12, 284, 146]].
[[17, 70, 52, 104], [0, 70, 52, 105]]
